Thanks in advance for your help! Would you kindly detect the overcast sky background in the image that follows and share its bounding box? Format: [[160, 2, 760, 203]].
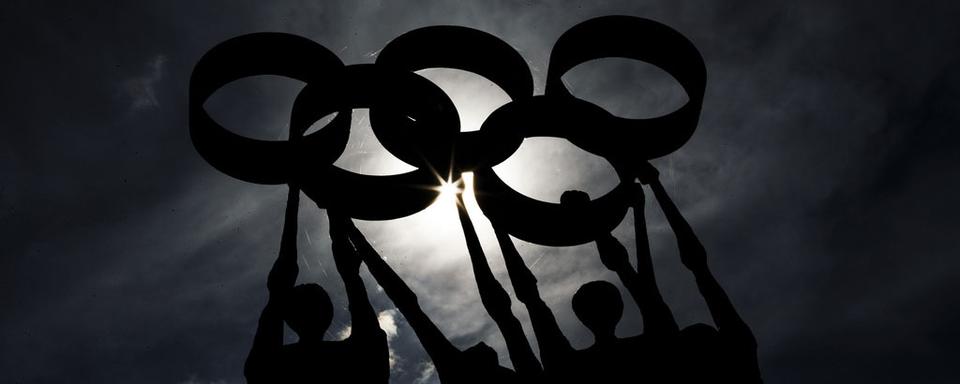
[[2, 0, 959, 383]]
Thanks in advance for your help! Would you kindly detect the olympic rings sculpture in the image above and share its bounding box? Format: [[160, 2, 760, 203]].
[[189, 15, 706, 246]]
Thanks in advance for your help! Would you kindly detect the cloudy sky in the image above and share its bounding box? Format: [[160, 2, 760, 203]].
[[2, 0, 959, 383]]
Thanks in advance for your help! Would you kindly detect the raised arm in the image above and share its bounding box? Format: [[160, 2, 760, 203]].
[[595, 183, 679, 337], [343, 219, 460, 371], [328, 213, 383, 340], [643, 165, 754, 343], [494, 228, 573, 370], [245, 186, 300, 382], [455, 195, 542, 376], [267, 186, 300, 294]]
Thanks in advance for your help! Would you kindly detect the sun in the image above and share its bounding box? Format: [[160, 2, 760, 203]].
[[438, 179, 461, 197], [433, 176, 463, 206]]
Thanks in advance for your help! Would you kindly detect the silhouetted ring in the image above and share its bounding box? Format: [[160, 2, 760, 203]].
[[189, 32, 351, 185], [295, 64, 461, 220], [376, 25, 536, 174], [473, 95, 631, 246], [545, 16, 707, 168]]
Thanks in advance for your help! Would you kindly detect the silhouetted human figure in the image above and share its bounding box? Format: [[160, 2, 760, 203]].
[[342, 215, 528, 384], [639, 163, 763, 383], [244, 187, 389, 383], [494, 188, 677, 383]]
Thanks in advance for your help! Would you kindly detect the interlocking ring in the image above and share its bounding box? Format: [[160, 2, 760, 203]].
[[295, 64, 460, 220], [190, 32, 351, 185], [376, 25, 534, 173], [545, 15, 706, 167], [189, 16, 706, 245]]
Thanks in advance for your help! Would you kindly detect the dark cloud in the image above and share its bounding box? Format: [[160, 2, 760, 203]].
[[2, 0, 958, 383]]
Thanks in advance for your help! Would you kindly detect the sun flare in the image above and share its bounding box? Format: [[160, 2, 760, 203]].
[[436, 179, 462, 199]]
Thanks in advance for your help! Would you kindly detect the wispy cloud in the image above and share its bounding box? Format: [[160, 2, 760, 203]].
[[177, 375, 228, 384], [122, 54, 166, 110], [378, 309, 403, 371], [412, 361, 437, 384], [334, 309, 403, 371]]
